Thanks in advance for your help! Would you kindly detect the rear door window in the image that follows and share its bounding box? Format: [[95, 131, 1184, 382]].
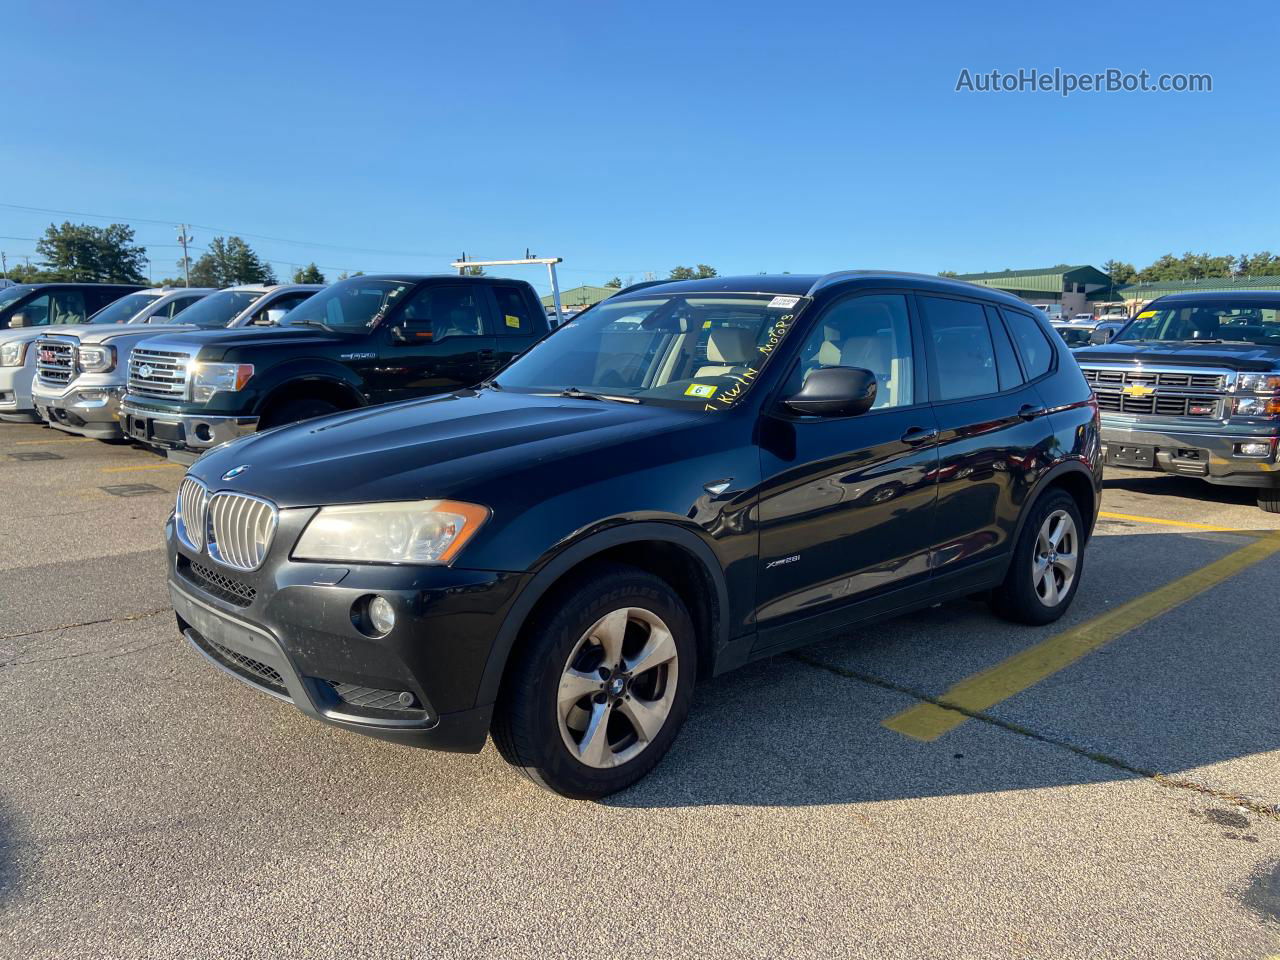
[[51, 290, 88, 324], [1001, 308, 1056, 380], [984, 306, 1024, 390], [492, 285, 536, 336], [919, 295, 999, 401], [398, 285, 490, 340]]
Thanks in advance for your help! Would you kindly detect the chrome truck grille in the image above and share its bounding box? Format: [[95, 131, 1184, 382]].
[[176, 477, 277, 572], [128, 346, 191, 400], [35, 336, 76, 386], [1079, 366, 1230, 419]]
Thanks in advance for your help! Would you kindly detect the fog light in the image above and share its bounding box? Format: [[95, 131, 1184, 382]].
[[368, 595, 396, 635], [1237, 441, 1271, 458]]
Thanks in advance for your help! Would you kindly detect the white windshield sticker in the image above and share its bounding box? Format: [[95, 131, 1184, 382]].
[[767, 295, 800, 309]]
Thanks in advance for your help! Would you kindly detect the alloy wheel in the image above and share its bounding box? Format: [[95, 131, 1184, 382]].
[[1033, 508, 1078, 607], [556, 606, 679, 769]]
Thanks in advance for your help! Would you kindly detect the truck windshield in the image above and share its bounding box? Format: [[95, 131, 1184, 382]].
[[175, 290, 264, 328], [88, 292, 161, 324], [0, 286, 30, 311], [283, 278, 413, 330], [493, 293, 808, 409], [1118, 300, 1280, 344]]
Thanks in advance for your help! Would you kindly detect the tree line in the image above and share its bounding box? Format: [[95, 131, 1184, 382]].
[[1100, 252, 1280, 286], [603, 265, 718, 288], [1, 221, 330, 288]]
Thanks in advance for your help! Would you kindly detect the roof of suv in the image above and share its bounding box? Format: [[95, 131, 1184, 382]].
[[1152, 291, 1280, 305], [611, 271, 1035, 310]]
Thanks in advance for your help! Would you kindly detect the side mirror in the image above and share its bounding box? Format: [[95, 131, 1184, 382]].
[[784, 366, 877, 418], [1089, 329, 1109, 344], [389, 325, 408, 343], [9, 312, 26, 328]]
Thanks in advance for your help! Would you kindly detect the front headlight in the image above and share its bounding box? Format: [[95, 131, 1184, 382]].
[[191, 362, 254, 402], [1234, 396, 1280, 417], [293, 500, 490, 564], [76, 344, 115, 373], [1236, 373, 1280, 393], [0, 341, 26, 367]]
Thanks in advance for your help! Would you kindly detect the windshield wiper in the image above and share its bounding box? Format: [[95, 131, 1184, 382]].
[[556, 386, 642, 404], [287, 318, 333, 331]]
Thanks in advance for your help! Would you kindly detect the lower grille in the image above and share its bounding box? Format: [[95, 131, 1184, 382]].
[[180, 556, 256, 607], [188, 628, 288, 696], [328, 682, 418, 711]]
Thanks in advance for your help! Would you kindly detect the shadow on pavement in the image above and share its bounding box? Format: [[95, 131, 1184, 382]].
[[609, 529, 1280, 809], [1104, 470, 1260, 508]]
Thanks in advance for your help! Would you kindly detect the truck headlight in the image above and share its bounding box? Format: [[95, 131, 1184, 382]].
[[0, 341, 26, 366], [190, 362, 254, 402], [1237, 373, 1280, 393], [76, 344, 115, 373], [1234, 396, 1280, 417], [293, 500, 490, 564]]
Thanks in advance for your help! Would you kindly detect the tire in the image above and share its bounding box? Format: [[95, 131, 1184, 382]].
[[491, 564, 697, 799], [990, 489, 1085, 626], [1257, 489, 1280, 513], [259, 397, 339, 430]]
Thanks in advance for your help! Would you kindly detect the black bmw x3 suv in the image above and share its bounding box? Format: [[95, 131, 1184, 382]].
[[165, 272, 1101, 798]]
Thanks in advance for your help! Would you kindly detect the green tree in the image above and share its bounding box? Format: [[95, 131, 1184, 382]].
[[461, 265, 485, 277], [604, 276, 622, 288], [669, 264, 717, 280], [1101, 260, 1137, 285], [36, 221, 147, 283], [292, 262, 326, 284], [1237, 252, 1280, 276], [189, 236, 277, 287], [937, 270, 959, 278]]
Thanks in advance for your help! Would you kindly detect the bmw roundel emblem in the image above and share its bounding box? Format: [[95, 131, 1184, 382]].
[[222, 465, 250, 481], [138, 364, 154, 378]]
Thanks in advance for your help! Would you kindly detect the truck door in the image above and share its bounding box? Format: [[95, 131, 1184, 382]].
[[371, 282, 497, 405], [487, 283, 549, 375]]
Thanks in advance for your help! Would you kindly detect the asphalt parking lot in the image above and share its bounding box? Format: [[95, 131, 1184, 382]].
[[1, 424, 1278, 959]]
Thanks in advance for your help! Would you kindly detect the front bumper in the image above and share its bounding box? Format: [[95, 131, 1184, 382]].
[[1099, 417, 1280, 487], [165, 515, 525, 752], [121, 399, 258, 457], [32, 382, 126, 439], [0, 360, 39, 422]]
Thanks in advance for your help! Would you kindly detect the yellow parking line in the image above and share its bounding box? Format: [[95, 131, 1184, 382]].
[[101, 463, 185, 473], [883, 533, 1280, 741], [1098, 510, 1246, 533], [14, 437, 94, 445]]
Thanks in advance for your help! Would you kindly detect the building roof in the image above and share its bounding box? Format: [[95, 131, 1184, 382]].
[[542, 284, 622, 308], [1115, 275, 1280, 300], [955, 264, 1112, 294]]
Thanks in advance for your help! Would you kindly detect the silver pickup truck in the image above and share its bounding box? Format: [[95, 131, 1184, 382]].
[[30, 284, 322, 440]]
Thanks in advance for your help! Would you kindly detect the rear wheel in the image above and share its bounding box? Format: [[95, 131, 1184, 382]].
[[259, 396, 339, 429], [492, 565, 696, 799], [991, 489, 1084, 625], [1257, 488, 1280, 513]]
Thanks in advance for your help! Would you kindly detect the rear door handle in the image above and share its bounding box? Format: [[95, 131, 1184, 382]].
[[901, 426, 938, 446], [1018, 403, 1046, 421]]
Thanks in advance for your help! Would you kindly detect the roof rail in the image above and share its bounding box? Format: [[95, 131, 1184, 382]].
[[806, 270, 989, 296]]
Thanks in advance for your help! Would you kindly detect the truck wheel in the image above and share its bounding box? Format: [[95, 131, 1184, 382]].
[[1257, 489, 1280, 513], [492, 564, 697, 799], [990, 489, 1084, 626], [260, 397, 338, 429]]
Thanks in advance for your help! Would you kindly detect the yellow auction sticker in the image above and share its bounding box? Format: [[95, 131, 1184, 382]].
[[1136, 310, 1156, 319], [505, 314, 521, 328], [685, 383, 717, 398]]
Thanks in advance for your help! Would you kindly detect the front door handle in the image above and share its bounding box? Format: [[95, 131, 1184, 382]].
[[1018, 403, 1045, 421], [901, 425, 939, 446]]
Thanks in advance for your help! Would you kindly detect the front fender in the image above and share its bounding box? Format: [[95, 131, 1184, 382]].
[[243, 358, 367, 415]]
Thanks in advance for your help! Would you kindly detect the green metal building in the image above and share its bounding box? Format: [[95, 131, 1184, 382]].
[[954, 265, 1116, 303], [1114, 274, 1280, 304], [541, 284, 618, 312]]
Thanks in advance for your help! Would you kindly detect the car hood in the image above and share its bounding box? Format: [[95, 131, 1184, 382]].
[[74, 322, 203, 345], [141, 325, 360, 359], [0, 324, 102, 345], [191, 388, 705, 509], [1073, 341, 1280, 372]]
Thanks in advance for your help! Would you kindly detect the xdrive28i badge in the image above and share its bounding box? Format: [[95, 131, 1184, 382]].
[[222, 465, 250, 481]]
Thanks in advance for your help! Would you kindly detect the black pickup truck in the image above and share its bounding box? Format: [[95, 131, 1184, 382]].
[[1074, 291, 1280, 511], [120, 274, 549, 460]]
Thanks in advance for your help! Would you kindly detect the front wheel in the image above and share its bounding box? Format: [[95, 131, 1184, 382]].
[[259, 397, 339, 430], [1257, 488, 1280, 513], [990, 489, 1085, 625], [492, 565, 697, 799]]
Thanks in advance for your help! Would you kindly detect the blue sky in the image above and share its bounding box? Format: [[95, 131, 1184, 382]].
[[1, 0, 1276, 292]]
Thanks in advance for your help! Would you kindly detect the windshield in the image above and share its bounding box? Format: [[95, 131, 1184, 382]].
[[0, 286, 31, 311], [1117, 300, 1280, 344], [282, 278, 412, 330], [173, 290, 263, 328], [88, 292, 161, 324], [494, 293, 808, 409]]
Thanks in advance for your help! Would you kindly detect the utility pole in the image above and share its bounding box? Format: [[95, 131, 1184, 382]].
[[0, 251, 6, 279], [176, 225, 193, 287]]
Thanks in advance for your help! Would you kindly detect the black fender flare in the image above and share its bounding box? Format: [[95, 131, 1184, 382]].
[[253, 371, 367, 418], [472, 521, 732, 708], [1012, 458, 1100, 548]]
